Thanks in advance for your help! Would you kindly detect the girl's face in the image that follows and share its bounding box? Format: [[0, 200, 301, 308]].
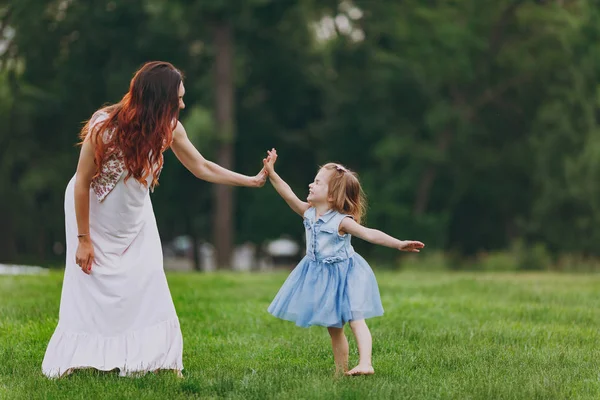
[[307, 168, 332, 204]]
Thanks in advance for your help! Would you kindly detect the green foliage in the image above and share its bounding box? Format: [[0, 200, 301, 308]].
[[2, 0, 600, 263]]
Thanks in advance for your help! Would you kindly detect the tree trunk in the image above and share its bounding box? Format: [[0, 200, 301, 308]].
[[186, 212, 202, 271], [0, 211, 17, 262], [413, 129, 452, 215], [37, 226, 46, 263], [212, 21, 235, 269]]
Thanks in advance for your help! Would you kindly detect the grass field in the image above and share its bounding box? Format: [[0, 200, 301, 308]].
[[1, 270, 600, 399]]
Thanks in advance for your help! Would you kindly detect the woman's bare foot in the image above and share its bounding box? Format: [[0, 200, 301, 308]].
[[151, 369, 183, 378], [345, 364, 375, 376]]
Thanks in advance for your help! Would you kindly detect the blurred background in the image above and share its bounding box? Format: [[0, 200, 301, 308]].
[[1, 0, 599, 273]]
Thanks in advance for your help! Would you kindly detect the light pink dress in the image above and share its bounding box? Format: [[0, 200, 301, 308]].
[[42, 113, 183, 378]]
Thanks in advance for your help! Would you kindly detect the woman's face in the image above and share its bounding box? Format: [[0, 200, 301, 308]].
[[178, 82, 185, 109]]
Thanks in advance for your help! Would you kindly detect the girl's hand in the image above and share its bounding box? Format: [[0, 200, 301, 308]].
[[75, 237, 95, 274], [398, 240, 425, 253], [262, 148, 278, 175]]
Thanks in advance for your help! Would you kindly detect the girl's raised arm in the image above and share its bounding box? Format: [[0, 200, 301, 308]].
[[263, 149, 310, 217]]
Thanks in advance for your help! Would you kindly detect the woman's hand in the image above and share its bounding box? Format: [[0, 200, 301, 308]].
[[75, 237, 95, 274], [251, 167, 268, 187]]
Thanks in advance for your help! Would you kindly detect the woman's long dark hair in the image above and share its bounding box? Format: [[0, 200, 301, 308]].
[[80, 61, 183, 187]]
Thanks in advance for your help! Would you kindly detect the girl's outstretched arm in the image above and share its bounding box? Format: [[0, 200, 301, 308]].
[[340, 217, 425, 252], [263, 149, 310, 217]]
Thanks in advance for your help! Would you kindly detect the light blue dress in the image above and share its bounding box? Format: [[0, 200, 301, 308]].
[[268, 207, 384, 328]]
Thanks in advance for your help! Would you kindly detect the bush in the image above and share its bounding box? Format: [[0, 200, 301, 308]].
[[398, 250, 453, 271], [513, 240, 551, 271], [553, 253, 600, 272], [476, 251, 519, 272]]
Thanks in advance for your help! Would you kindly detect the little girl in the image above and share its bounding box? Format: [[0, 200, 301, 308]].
[[263, 149, 424, 376]]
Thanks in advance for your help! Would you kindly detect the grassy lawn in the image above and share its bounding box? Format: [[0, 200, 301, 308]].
[[1, 270, 600, 399]]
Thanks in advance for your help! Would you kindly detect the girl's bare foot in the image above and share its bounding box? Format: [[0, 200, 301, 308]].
[[345, 364, 375, 376]]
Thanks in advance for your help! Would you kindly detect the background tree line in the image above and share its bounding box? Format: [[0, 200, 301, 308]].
[[1, 0, 599, 269]]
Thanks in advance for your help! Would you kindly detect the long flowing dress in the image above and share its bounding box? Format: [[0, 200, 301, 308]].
[[42, 113, 183, 378]]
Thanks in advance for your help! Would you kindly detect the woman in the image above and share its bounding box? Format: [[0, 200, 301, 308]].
[[42, 61, 267, 378]]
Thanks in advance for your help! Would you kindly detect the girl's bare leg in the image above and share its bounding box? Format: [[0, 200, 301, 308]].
[[327, 326, 349, 375], [346, 319, 375, 376]]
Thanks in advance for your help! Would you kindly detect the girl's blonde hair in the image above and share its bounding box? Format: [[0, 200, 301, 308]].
[[321, 163, 367, 224]]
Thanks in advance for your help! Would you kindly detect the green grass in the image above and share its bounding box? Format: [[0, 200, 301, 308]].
[[2, 271, 600, 399]]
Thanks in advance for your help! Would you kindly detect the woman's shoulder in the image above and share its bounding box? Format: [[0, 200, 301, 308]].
[[90, 110, 109, 127], [86, 109, 114, 144], [89, 109, 114, 134]]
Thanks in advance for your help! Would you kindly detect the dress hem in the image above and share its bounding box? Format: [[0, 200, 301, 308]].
[[268, 309, 384, 328], [42, 318, 183, 379]]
